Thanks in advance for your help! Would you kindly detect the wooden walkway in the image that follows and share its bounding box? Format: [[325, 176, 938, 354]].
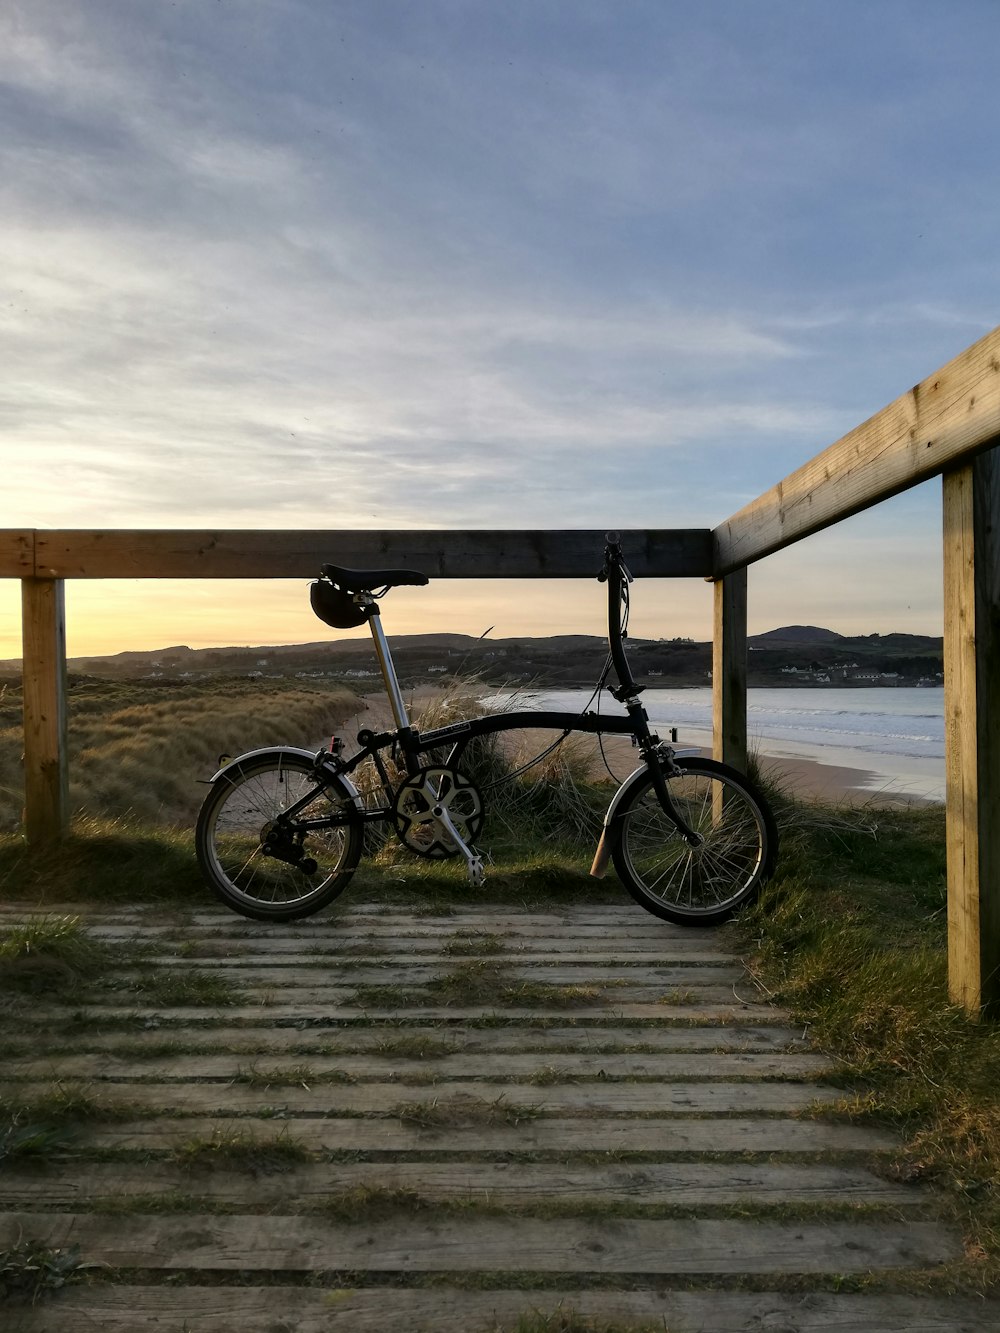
[[0, 900, 993, 1331]]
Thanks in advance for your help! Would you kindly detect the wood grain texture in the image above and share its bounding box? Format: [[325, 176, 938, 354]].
[[19, 578, 68, 845], [714, 325, 1000, 574], [0, 1212, 956, 1272], [80, 1114, 899, 1153], [0, 901, 963, 1328], [0, 1021, 808, 1055], [30, 527, 712, 579], [713, 567, 748, 771], [3, 1049, 829, 1080], [0, 1159, 918, 1208], [7, 1287, 997, 1333], [0, 529, 33, 577], [6, 1077, 837, 1116], [942, 452, 1000, 1015]]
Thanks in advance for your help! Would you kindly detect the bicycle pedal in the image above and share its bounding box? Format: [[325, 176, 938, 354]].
[[466, 855, 486, 888]]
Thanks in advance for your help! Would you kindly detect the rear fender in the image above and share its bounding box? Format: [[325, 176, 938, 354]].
[[209, 747, 364, 813]]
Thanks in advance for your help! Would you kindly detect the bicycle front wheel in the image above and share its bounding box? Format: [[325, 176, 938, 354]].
[[196, 753, 363, 921], [611, 758, 777, 926]]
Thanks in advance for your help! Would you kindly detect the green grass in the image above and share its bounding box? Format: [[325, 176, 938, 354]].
[[443, 929, 509, 956], [0, 1084, 142, 1164], [351, 961, 606, 1010], [392, 1092, 544, 1130], [172, 1126, 312, 1172], [0, 914, 118, 996], [233, 1061, 356, 1088], [0, 1238, 86, 1305], [102, 966, 244, 1007], [485, 1310, 670, 1333], [0, 913, 243, 1008], [737, 797, 1000, 1290], [0, 817, 206, 905]]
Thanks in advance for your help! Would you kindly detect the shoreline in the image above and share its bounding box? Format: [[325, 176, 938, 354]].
[[348, 686, 939, 810]]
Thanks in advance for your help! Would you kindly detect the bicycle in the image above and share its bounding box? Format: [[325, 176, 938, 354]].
[[195, 538, 778, 926]]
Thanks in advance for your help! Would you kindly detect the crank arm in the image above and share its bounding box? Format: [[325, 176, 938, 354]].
[[433, 801, 485, 888]]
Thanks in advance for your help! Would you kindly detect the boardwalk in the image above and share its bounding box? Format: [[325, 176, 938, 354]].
[[0, 900, 992, 1331]]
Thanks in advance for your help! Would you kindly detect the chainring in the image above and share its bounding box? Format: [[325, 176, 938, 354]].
[[392, 765, 486, 859]]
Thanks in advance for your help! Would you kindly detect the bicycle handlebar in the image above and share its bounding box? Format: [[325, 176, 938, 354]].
[[599, 539, 640, 701]]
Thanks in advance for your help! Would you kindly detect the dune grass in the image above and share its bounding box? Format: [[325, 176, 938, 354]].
[[737, 793, 1000, 1288], [0, 676, 359, 830]]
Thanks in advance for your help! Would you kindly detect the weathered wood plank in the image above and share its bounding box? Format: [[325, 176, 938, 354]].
[[78, 1114, 899, 1153], [0, 1160, 916, 1208], [0, 1022, 809, 1055], [0, 1212, 958, 1272], [5, 1078, 839, 1115], [714, 323, 1000, 574], [134, 943, 741, 962], [713, 567, 748, 772], [125, 962, 747, 985], [0, 529, 33, 577], [85, 927, 735, 952], [7, 1287, 996, 1333], [3, 1050, 829, 1081], [32, 1001, 782, 1021], [20, 577, 68, 845], [0, 906, 723, 934], [942, 451, 1000, 1016], [32, 528, 712, 579]]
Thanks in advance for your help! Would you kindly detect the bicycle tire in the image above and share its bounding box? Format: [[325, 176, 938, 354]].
[[611, 757, 777, 926], [195, 751, 363, 921]]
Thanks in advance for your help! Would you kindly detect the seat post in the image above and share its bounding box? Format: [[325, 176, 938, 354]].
[[366, 604, 411, 731]]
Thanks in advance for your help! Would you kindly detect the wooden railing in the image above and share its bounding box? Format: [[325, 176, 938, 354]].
[[4, 325, 1000, 1015]]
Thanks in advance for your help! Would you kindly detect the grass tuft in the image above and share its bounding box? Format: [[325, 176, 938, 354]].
[[0, 1239, 87, 1305], [319, 1184, 431, 1221], [484, 1309, 670, 1333], [0, 915, 116, 997], [393, 1092, 544, 1130], [173, 1125, 311, 1173], [1, 1083, 141, 1163]]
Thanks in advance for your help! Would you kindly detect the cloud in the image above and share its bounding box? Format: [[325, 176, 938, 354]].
[[2, 1, 997, 648]]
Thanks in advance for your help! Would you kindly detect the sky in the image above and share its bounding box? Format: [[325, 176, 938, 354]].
[[2, 0, 999, 659]]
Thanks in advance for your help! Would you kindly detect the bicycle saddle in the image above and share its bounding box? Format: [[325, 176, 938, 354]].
[[320, 563, 430, 592]]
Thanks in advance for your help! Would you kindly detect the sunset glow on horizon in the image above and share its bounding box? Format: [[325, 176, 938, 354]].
[[2, 3, 995, 660]]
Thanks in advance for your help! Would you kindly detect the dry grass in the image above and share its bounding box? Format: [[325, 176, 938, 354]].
[[392, 1092, 544, 1129], [740, 801, 1000, 1290], [173, 1125, 311, 1172], [0, 677, 358, 829]]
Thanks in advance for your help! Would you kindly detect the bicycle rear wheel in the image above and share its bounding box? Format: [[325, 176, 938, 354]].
[[196, 752, 363, 921], [611, 757, 777, 926]]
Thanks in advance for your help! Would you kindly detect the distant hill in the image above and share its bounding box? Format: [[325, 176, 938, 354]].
[[0, 623, 943, 689], [750, 625, 844, 645]]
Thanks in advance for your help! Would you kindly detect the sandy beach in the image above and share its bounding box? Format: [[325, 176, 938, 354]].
[[343, 686, 936, 809]]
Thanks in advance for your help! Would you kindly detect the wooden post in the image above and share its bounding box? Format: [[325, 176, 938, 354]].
[[21, 577, 69, 846], [942, 448, 1000, 1017], [712, 569, 748, 774]]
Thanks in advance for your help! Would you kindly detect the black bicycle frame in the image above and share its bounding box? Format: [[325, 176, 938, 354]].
[[280, 538, 701, 844]]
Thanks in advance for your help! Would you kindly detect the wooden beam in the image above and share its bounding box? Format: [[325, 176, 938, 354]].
[[942, 449, 1000, 1017], [21, 578, 69, 846], [31, 528, 712, 580], [714, 325, 1000, 575], [712, 570, 748, 773], [0, 530, 34, 577]]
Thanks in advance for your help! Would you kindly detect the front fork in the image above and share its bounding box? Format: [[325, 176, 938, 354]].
[[590, 735, 703, 880]]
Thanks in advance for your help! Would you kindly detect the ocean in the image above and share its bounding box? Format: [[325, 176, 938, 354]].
[[494, 686, 946, 803]]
